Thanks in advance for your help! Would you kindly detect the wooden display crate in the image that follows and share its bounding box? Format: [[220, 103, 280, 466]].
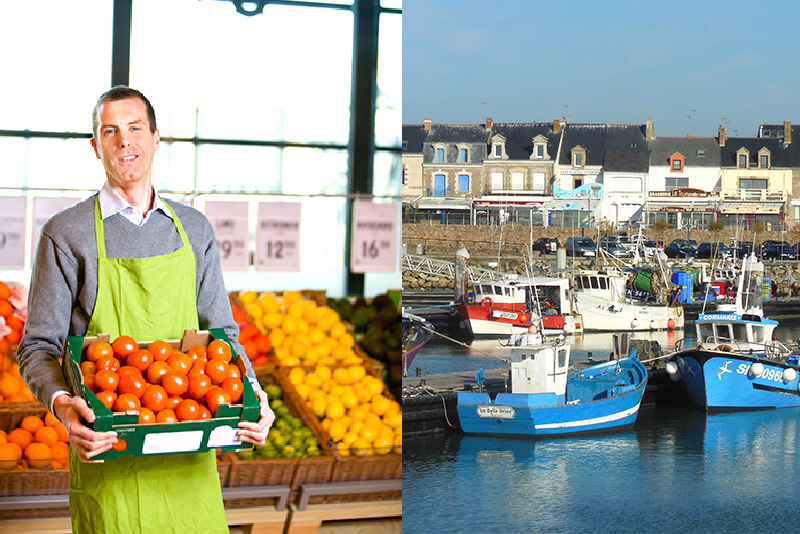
[[0, 403, 47, 434]]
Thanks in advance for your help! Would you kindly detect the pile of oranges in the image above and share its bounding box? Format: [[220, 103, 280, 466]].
[[80, 336, 245, 424], [0, 281, 34, 404], [0, 413, 70, 469], [0, 281, 23, 347]]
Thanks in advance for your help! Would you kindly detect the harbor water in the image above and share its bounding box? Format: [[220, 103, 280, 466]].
[[403, 320, 800, 534]]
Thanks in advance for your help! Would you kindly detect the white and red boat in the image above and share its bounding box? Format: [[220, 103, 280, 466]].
[[453, 275, 579, 337]]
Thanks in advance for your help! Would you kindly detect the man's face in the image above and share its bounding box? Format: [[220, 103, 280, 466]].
[[91, 97, 160, 188]]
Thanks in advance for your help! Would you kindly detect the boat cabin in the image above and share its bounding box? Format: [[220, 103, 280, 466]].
[[573, 271, 626, 302], [471, 276, 571, 314], [507, 334, 570, 396], [695, 313, 777, 354]]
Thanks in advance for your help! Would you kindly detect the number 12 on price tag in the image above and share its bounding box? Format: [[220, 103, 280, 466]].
[[256, 202, 301, 271], [350, 200, 398, 273]]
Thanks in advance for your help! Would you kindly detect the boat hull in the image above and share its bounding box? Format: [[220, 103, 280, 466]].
[[575, 294, 684, 331], [455, 302, 575, 337], [675, 350, 800, 411], [456, 358, 647, 437]]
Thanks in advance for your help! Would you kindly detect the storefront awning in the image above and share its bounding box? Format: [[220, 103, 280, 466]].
[[413, 197, 473, 210]]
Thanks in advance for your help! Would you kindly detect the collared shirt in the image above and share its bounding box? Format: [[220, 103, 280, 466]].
[[98, 181, 173, 226]]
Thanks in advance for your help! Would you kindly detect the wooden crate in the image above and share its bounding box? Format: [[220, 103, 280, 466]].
[[224, 453, 297, 508], [0, 403, 48, 433], [323, 454, 402, 503], [290, 455, 335, 505]]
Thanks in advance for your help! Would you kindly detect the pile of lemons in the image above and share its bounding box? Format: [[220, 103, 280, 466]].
[[287, 363, 401, 457], [237, 290, 361, 368]]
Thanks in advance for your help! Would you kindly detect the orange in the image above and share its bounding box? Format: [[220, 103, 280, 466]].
[[8, 428, 32, 450], [0, 443, 19, 469], [0, 430, 6, 445], [53, 422, 70, 443], [0, 282, 10, 299], [0, 299, 12, 319], [0, 374, 22, 398], [25, 442, 53, 468], [20, 415, 44, 435], [35, 426, 58, 447], [44, 412, 59, 427], [51, 441, 69, 466]]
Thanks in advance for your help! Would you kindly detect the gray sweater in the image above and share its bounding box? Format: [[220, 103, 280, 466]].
[[17, 193, 258, 408]]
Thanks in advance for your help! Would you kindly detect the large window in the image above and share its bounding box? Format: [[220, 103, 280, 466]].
[[739, 178, 768, 189], [0, 0, 400, 297]]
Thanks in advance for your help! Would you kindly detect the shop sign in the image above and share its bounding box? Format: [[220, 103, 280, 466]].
[[351, 200, 398, 273], [0, 197, 25, 269], [256, 202, 301, 272], [651, 188, 715, 197], [32, 197, 80, 265], [205, 201, 250, 271]]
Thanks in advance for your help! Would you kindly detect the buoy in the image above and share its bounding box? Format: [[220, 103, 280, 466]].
[[715, 344, 734, 352], [481, 297, 493, 307], [667, 319, 675, 330], [749, 362, 764, 377], [783, 368, 797, 383], [665, 361, 681, 381], [631, 318, 639, 329], [528, 324, 538, 334], [649, 320, 656, 330]]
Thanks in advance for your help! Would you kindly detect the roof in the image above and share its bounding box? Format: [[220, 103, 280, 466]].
[[402, 125, 427, 154], [488, 123, 560, 160], [720, 137, 795, 167], [425, 123, 490, 144], [648, 137, 721, 167], [557, 123, 648, 167]]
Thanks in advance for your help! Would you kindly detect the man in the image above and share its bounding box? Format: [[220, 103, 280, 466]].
[[17, 86, 275, 533]]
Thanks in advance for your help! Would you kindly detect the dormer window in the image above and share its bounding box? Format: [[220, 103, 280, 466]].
[[669, 152, 685, 172], [737, 147, 750, 169], [531, 135, 549, 160], [457, 144, 470, 163], [758, 147, 771, 169], [436, 146, 444, 163], [571, 145, 586, 168], [490, 134, 507, 159]]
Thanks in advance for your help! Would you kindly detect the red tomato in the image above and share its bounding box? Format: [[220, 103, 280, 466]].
[[221, 377, 244, 403], [118, 374, 148, 398], [138, 408, 156, 424], [141, 384, 168, 412], [94, 370, 119, 392], [80, 361, 97, 377], [197, 406, 212, 420], [167, 352, 192, 374], [146, 361, 170, 385], [118, 366, 143, 379], [113, 393, 141, 412], [165, 396, 183, 411], [187, 373, 212, 400], [227, 364, 241, 381], [186, 345, 207, 362], [95, 355, 121, 372], [162, 371, 189, 397], [155, 409, 177, 424], [86, 341, 114, 363], [204, 358, 229, 385], [239, 323, 259, 342], [207, 340, 232, 363], [148, 340, 173, 362], [254, 334, 272, 354], [127, 349, 154, 372], [242, 340, 258, 359], [95, 390, 118, 410], [176, 399, 200, 421], [111, 335, 138, 360], [204, 386, 231, 417], [83, 373, 98, 393]]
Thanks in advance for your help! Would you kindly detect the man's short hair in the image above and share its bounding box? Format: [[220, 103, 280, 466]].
[[92, 86, 157, 137]]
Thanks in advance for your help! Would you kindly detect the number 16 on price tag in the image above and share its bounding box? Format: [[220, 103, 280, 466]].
[[351, 200, 398, 273], [256, 202, 301, 271]]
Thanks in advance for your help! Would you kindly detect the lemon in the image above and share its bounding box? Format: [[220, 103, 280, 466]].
[[371, 395, 392, 416], [244, 302, 263, 320], [351, 438, 373, 457], [295, 383, 311, 400], [347, 365, 367, 383], [340, 391, 359, 409], [263, 312, 283, 329], [288, 367, 306, 385], [311, 398, 327, 418], [333, 367, 352, 385], [326, 401, 345, 420], [304, 372, 321, 389], [372, 435, 393, 455], [341, 431, 360, 447], [329, 420, 347, 442], [359, 425, 379, 443], [383, 412, 402, 429], [393, 435, 402, 454], [315, 365, 332, 382], [239, 290, 257, 305], [333, 442, 350, 457]]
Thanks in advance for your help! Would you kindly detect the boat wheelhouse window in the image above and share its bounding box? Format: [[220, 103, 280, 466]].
[[751, 325, 765, 344], [558, 348, 568, 368], [599, 277, 607, 290], [698, 323, 714, 341], [732, 323, 747, 341], [504, 287, 512, 297], [715, 324, 733, 342], [591, 277, 599, 289]]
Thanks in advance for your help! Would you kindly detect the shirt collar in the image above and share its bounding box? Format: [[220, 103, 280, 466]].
[[98, 181, 173, 221]]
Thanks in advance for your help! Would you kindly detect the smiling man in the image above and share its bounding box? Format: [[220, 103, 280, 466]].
[[17, 86, 275, 533]]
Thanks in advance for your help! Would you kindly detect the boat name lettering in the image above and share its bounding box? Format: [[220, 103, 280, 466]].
[[476, 406, 516, 419], [497, 311, 518, 320], [736, 364, 784, 383], [699, 314, 741, 321]]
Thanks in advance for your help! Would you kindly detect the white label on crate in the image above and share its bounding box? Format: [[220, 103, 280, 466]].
[[142, 430, 203, 454], [207, 425, 242, 448]]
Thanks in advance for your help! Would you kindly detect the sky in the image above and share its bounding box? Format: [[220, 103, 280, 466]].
[[403, 0, 800, 139]]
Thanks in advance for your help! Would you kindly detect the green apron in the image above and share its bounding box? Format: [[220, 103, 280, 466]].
[[68, 197, 229, 534]]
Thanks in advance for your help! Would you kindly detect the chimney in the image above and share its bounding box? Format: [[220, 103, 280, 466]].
[[645, 119, 655, 141], [485, 117, 493, 130], [785, 121, 792, 144], [718, 126, 726, 147], [423, 117, 432, 131], [553, 119, 560, 134]]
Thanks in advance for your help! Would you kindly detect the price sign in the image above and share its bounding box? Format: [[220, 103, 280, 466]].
[[0, 197, 26, 269], [351, 200, 398, 273], [205, 201, 250, 271], [255, 202, 301, 272], [32, 197, 81, 265]]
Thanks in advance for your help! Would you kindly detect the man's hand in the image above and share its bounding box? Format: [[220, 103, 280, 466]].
[[52, 394, 118, 462], [236, 389, 275, 445]]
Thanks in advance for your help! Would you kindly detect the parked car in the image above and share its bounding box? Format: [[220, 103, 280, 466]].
[[533, 237, 560, 255], [695, 241, 733, 259], [664, 242, 697, 258], [565, 236, 597, 257], [598, 236, 632, 258], [668, 238, 698, 248], [641, 240, 661, 258], [733, 241, 761, 259], [762, 243, 797, 260]]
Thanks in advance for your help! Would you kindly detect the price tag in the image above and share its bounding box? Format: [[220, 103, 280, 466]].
[[0, 197, 26, 269], [255, 202, 301, 272], [350, 200, 398, 273], [32, 197, 81, 265], [205, 201, 250, 271]]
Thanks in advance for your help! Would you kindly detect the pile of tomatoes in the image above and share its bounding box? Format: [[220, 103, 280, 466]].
[[80, 336, 245, 424]]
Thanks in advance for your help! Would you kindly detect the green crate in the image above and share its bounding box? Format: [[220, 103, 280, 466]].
[[61, 328, 260, 461]]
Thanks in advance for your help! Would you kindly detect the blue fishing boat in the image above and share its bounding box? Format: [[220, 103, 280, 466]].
[[456, 331, 648, 437], [665, 253, 799, 411]]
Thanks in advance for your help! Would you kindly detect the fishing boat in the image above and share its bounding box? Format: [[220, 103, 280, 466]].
[[665, 253, 799, 411], [456, 331, 648, 437], [453, 275, 578, 337], [402, 312, 434, 377], [571, 267, 684, 331]]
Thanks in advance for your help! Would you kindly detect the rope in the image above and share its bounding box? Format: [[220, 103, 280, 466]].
[[401, 384, 458, 428], [639, 353, 675, 364], [416, 321, 510, 363]]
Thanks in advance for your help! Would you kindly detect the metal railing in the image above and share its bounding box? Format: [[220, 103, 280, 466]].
[[402, 253, 512, 283]]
